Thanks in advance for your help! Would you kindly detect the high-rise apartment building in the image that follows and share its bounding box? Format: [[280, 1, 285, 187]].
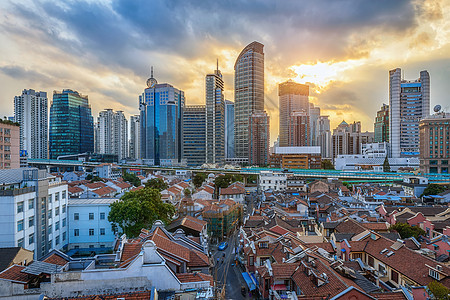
[[332, 121, 374, 158], [374, 103, 389, 143], [419, 112, 450, 174], [249, 111, 270, 166], [278, 81, 309, 147], [94, 122, 100, 154], [234, 41, 264, 160], [49, 90, 94, 159], [205, 63, 225, 165], [114, 111, 128, 160], [182, 105, 206, 167], [225, 100, 235, 159], [14, 89, 48, 159], [139, 70, 184, 166], [317, 116, 332, 159], [309, 103, 321, 146], [389, 68, 430, 158], [98, 109, 114, 155], [129, 115, 140, 160], [0, 120, 20, 169], [288, 111, 310, 146]]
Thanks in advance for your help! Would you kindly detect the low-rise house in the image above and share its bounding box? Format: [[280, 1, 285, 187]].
[[219, 181, 246, 203], [0, 247, 33, 271]]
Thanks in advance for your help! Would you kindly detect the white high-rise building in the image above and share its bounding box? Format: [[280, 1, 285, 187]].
[[317, 115, 332, 159], [389, 68, 430, 158], [129, 115, 140, 160], [98, 109, 128, 160], [309, 103, 321, 146], [14, 89, 48, 159]]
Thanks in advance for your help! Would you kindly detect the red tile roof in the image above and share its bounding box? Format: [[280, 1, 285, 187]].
[[43, 253, 70, 266], [92, 186, 116, 197], [0, 265, 29, 284], [84, 182, 106, 189], [116, 182, 132, 189], [176, 272, 213, 285], [68, 186, 83, 194], [119, 242, 142, 267], [220, 184, 246, 195]]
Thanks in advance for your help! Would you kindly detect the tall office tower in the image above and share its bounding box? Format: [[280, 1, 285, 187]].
[[140, 69, 184, 166], [309, 103, 321, 146], [234, 41, 264, 160], [49, 90, 94, 159], [317, 116, 332, 159], [97, 109, 128, 160], [225, 100, 235, 158], [248, 111, 270, 166], [14, 89, 48, 159], [129, 115, 140, 160], [98, 109, 114, 155], [113, 111, 128, 160], [94, 122, 100, 154], [182, 105, 206, 167], [278, 81, 309, 147], [389, 68, 430, 158], [205, 62, 225, 165], [332, 121, 374, 158], [419, 111, 450, 174], [288, 111, 310, 146], [374, 103, 389, 143]]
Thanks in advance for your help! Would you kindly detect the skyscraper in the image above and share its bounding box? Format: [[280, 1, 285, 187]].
[[97, 109, 128, 160], [249, 111, 270, 166], [225, 100, 235, 159], [288, 111, 310, 146], [113, 111, 128, 160], [49, 90, 94, 159], [332, 121, 374, 158], [182, 105, 206, 167], [278, 81, 309, 147], [140, 69, 184, 166], [205, 62, 225, 165], [14, 89, 48, 159], [389, 68, 430, 158], [374, 103, 389, 143], [234, 41, 264, 160], [98, 109, 114, 155], [129, 115, 140, 160], [317, 116, 332, 159], [309, 103, 321, 146]]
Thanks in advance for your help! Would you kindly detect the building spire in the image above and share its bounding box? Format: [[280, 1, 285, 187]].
[[151, 66, 154, 78], [216, 59, 219, 72]]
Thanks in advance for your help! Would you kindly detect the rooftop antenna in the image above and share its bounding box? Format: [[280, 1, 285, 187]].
[[151, 66, 154, 78], [216, 58, 219, 72]]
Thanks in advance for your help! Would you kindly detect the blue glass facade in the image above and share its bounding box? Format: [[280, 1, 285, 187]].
[[140, 83, 184, 165], [49, 90, 94, 159], [182, 105, 206, 167], [225, 100, 235, 158]]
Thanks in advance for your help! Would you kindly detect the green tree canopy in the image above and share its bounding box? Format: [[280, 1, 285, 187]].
[[91, 176, 104, 182], [122, 172, 141, 187], [214, 174, 243, 189], [108, 187, 175, 237], [428, 280, 450, 300], [390, 223, 425, 239], [184, 188, 191, 198], [421, 184, 449, 197], [86, 174, 93, 180], [193, 172, 207, 188], [383, 156, 391, 172], [145, 178, 168, 191], [321, 159, 335, 170]]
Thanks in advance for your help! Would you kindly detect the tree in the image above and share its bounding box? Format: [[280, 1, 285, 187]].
[[342, 181, 353, 192], [321, 159, 335, 170], [428, 280, 450, 300], [383, 156, 391, 172], [214, 174, 244, 189], [421, 184, 449, 197], [91, 176, 103, 182], [390, 223, 425, 239], [145, 178, 168, 191], [184, 188, 191, 198], [86, 174, 93, 180], [122, 172, 141, 187], [193, 172, 207, 188], [108, 187, 176, 237]]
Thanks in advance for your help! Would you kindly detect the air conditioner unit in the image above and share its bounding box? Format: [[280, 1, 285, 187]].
[[436, 265, 443, 271]]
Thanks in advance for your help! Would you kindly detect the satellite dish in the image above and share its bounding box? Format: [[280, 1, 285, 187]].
[[434, 105, 441, 113]]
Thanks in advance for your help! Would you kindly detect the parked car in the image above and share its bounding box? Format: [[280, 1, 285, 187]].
[[218, 242, 228, 251]]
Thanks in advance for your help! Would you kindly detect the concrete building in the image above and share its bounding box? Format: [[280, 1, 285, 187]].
[[374, 103, 389, 143], [334, 156, 419, 172], [225, 100, 235, 159], [0, 121, 20, 169], [248, 111, 270, 166], [332, 121, 374, 159], [309, 103, 321, 146], [129, 115, 140, 160], [68, 198, 117, 249], [140, 69, 185, 166], [205, 63, 225, 165], [269, 146, 321, 169], [234, 41, 264, 160], [182, 105, 206, 167], [98, 109, 128, 160], [258, 171, 287, 192], [93, 163, 122, 180], [361, 142, 390, 158], [278, 81, 309, 147], [317, 116, 332, 159], [0, 168, 68, 259], [14, 89, 48, 159], [389, 68, 430, 158], [288, 111, 310, 146], [419, 111, 450, 174]]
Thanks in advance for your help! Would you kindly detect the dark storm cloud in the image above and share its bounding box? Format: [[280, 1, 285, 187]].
[[0, 65, 53, 84]]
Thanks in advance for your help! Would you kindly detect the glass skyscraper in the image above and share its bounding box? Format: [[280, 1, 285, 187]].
[[140, 71, 184, 166], [374, 103, 389, 143], [225, 100, 235, 159], [49, 89, 94, 159], [183, 105, 206, 167], [234, 41, 264, 161]]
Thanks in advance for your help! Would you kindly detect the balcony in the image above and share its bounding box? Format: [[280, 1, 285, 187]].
[[0, 186, 35, 196]]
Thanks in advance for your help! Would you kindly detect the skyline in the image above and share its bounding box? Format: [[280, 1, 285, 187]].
[[1, 0, 450, 144]]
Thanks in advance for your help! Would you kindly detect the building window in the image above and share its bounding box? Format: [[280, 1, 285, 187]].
[[17, 220, 24, 232], [249, 256, 254, 266], [18, 238, 24, 248], [62, 191, 66, 199], [63, 232, 66, 241], [48, 225, 52, 234], [28, 216, 34, 228], [17, 202, 24, 213], [62, 205, 66, 214], [62, 218, 66, 227], [89, 213, 94, 220], [55, 221, 60, 231], [29, 233, 34, 245], [368, 256, 374, 267], [48, 209, 52, 219], [55, 235, 60, 245], [74, 229, 79, 236], [89, 229, 94, 236], [28, 199, 34, 210], [391, 270, 399, 283], [55, 193, 59, 202], [74, 213, 79, 220], [100, 228, 105, 235], [100, 212, 105, 220], [48, 194, 52, 203], [55, 207, 59, 216]]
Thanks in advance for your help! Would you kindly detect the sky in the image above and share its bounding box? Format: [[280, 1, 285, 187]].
[[1, 0, 450, 144]]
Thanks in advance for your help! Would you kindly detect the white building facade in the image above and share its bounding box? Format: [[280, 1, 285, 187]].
[[258, 171, 287, 192], [98, 109, 128, 160], [129, 115, 140, 160]]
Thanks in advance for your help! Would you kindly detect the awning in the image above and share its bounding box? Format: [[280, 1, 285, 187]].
[[272, 284, 287, 291], [241, 272, 256, 291]]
